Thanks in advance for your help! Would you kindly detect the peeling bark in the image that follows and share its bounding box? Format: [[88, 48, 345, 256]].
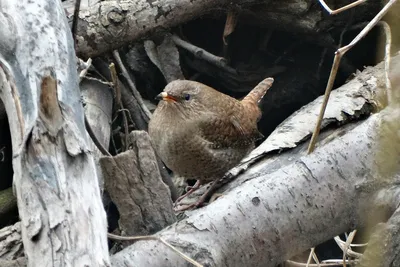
[[100, 131, 176, 239], [0, 1, 109, 266], [0, 222, 23, 261], [110, 107, 400, 267], [109, 55, 400, 266], [81, 77, 114, 191]]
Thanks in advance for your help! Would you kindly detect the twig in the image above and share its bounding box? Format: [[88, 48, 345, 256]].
[[79, 58, 92, 82], [306, 247, 315, 267], [71, 0, 82, 49], [286, 259, 358, 267], [379, 21, 393, 103], [109, 63, 129, 151], [78, 58, 112, 156], [109, 63, 121, 106], [333, 236, 364, 259], [318, 0, 367, 15], [84, 115, 112, 156], [119, 104, 129, 151], [171, 34, 237, 74], [342, 230, 357, 267], [82, 76, 113, 86], [115, 108, 135, 127], [112, 50, 152, 121], [107, 233, 203, 267], [307, 0, 397, 154], [110, 132, 119, 154]]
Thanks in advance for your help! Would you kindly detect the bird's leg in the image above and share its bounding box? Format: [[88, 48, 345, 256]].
[[174, 179, 223, 212], [174, 180, 202, 204], [174, 173, 233, 212]]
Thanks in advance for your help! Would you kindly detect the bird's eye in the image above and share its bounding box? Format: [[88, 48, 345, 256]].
[[184, 93, 191, 101]]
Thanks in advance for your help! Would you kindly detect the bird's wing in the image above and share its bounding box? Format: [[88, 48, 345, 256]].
[[196, 113, 262, 149]]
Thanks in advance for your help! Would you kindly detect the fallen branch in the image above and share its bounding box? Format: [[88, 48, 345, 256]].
[[111, 108, 400, 266], [70, 0, 381, 58]]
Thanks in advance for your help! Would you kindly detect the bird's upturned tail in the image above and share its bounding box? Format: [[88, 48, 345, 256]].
[[242, 77, 274, 104]]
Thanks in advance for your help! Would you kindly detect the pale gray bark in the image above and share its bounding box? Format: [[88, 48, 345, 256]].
[[110, 54, 400, 266], [0, 0, 109, 266], [0, 258, 27, 267], [0, 222, 23, 261], [111, 104, 400, 267]]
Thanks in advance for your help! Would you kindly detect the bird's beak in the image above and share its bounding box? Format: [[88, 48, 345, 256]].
[[155, 92, 177, 102]]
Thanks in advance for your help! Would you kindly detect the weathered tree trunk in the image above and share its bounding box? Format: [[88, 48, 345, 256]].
[[0, 1, 109, 266]]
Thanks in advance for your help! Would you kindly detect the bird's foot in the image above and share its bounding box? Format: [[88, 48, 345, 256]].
[[174, 180, 202, 205], [173, 197, 208, 212], [174, 181, 222, 212]]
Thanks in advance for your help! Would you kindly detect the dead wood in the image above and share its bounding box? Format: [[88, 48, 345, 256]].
[[111, 109, 400, 267], [176, 52, 393, 208], [0, 258, 27, 267], [92, 58, 149, 131], [66, 0, 380, 58], [0, 222, 23, 261], [92, 58, 178, 200], [0, 1, 109, 266], [100, 131, 176, 239], [81, 77, 114, 191], [109, 51, 400, 266], [144, 34, 184, 83]]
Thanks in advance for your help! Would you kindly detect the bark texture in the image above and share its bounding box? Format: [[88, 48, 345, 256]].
[[70, 0, 381, 58], [0, 222, 23, 261], [110, 107, 400, 267], [109, 54, 400, 266], [81, 77, 113, 191], [0, 1, 109, 266], [100, 131, 176, 237]]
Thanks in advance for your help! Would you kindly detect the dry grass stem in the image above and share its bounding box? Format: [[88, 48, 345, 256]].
[[107, 233, 203, 267], [112, 50, 152, 121], [307, 0, 397, 153], [318, 0, 367, 15]]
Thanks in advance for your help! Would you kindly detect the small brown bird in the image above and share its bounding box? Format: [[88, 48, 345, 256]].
[[148, 77, 274, 208]]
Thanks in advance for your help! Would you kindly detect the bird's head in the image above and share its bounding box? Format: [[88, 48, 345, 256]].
[[155, 80, 210, 115]]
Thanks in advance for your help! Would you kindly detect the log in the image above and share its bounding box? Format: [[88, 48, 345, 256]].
[[70, 0, 381, 58], [110, 54, 400, 266], [0, 1, 109, 266], [110, 105, 400, 267]]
